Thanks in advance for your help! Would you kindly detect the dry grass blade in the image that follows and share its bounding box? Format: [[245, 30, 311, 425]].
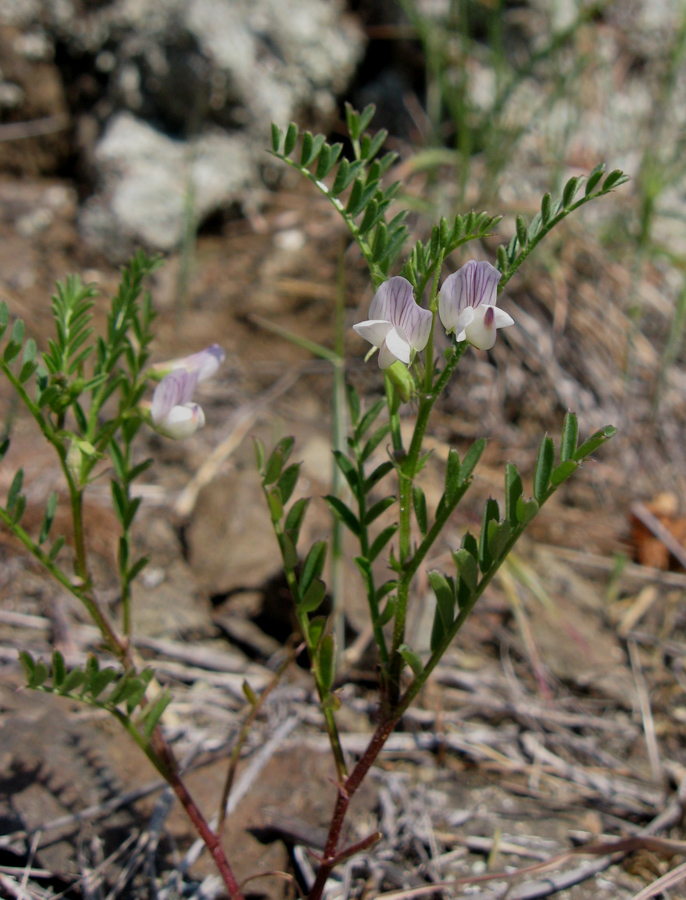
[[629, 859, 686, 900]]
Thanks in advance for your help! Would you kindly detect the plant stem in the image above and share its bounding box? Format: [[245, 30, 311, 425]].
[[270, 515, 348, 783], [0, 507, 125, 657], [306, 715, 398, 900]]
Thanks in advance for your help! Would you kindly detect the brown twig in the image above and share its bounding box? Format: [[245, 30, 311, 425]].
[[218, 642, 302, 832]]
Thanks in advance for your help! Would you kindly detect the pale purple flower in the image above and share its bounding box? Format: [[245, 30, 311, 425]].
[[151, 344, 224, 439], [438, 260, 514, 351], [353, 277, 432, 369]]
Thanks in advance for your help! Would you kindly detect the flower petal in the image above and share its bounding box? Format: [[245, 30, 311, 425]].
[[156, 403, 206, 439], [439, 260, 502, 334], [493, 308, 514, 328], [151, 369, 199, 424], [369, 276, 415, 324], [352, 319, 394, 349], [383, 326, 412, 365], [464, 305, 497, 350]]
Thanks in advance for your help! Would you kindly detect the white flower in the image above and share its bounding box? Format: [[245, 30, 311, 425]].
[[353, 277, 433, 369], [151, 344, 224, 439], [438, 260, 514, 350]]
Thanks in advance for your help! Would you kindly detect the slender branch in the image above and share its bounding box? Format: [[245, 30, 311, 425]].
[[218, 643, 301, 833], [0, 506, 125, 657]]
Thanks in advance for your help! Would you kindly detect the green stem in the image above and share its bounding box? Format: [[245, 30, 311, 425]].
[[384, 374, 403, 456], [0, 507, 125, 657], [387, 341, 468, 698], [271, 515, 347, 783], [352, 448, 389, 668]]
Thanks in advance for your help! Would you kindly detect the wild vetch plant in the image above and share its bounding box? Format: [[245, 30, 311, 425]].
[[1, 107, 627, 899]]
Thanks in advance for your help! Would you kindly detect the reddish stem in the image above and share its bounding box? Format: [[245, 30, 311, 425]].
[[166, 768, 245, 900], [307, 717, 397, 900], [149, 731, 244, 900]]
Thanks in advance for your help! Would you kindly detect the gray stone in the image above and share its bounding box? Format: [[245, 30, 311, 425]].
[[1, 0, 365, 258], [80, 112, 254, 254]]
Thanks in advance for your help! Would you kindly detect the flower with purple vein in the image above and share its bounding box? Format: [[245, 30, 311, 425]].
[[150, 344, 225, 439], [438, 260, 514, 350], [353, 277, 432, 369]]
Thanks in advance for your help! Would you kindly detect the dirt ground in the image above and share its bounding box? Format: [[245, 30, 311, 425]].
[[2, 148, 686, 900]]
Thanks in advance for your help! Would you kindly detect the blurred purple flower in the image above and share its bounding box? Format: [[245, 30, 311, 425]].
[[353, 277, 432, 369], [438, 260, 514, 350], [151, 344, 224, 439]]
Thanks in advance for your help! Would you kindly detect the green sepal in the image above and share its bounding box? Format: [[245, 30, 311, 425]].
[[365, 495, 396, 525], [585, 162, 605, 195], [357, 103, 376, 136], [573, 425, 617, 461], [478, 498, 500, 572], [488, 520, 512, 561], [560, 411, 578, 461], [59, 666, 86, 694], [253, 437, 265, 472], [428, 570, 455, 631], [300, 131, 313, 166], [460, 438, 486, 484], [461, 531, 479, 560], [89, 667, 119, 699], [412, 485, 428, 536], [333, 450, 359, 494], [368, 524, 398, 562], [445, 448, 462, 499], [355, 397, 385, 440], [129, 458, 154, 482], [127, 555, 150, 583], [346, 383, 360, 427], [361, 422, 391, 462], [6, 468, 23, 514], [364, 460, 394, 493], [318, 635, 336, 691], [4, 318, 25, 362], [451, 548, 478, 592], [378, 597, 396, 626], [48, 535, 65, 561], [602, 169, 628, 191], [52, 650, 66, 687], [399, 643, 424, 677], [307, 616, 327, 649], [562, 175, 580, 208], [331, 158, 350, 196], [263, 437, 295, 486], [551, 458, 578, 487], [280, 531, 298, 569], [364, 129, 388, 162], [267, 488, 283, 523], [300, 540, 327, 597], [285, 497, 310, 543], [324, 495, 360, 536], [140, 692, 172, 739], [533, 435, 554, 502], [299, 577, 327, 614], [504, 463, 523, 526], [277, 463, 301, 506], [284, 122, 298, 156], [125, 673, 153, 715], [516, 496, 539, 526]]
